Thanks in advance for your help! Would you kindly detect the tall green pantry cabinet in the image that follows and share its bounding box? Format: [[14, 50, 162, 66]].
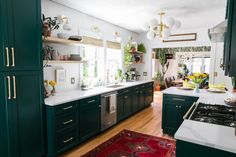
[[0, 0, 45, 157]]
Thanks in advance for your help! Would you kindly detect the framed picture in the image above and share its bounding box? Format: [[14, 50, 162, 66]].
[[163, 33, 197, 43], [55, 69, 66, 84]]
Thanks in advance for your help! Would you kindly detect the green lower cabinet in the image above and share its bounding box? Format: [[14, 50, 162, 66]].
[[162, 94, 199, 136], [79, 96, 100, 142], [176, 140, 236, 157], [132, 87, 140, 113], [117, 94, 125, 122], [0, 71, 45, 157]]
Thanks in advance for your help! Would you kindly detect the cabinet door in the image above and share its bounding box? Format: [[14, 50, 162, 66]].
[[144, 87, 153, 107], [0, 74, 18, 157], [228, 0, 236, 76], [117, 94, 124, 122], [138, 90, 145, 110], [0, 72, 45, 157], [8, 0, 42, 71], [79, 99, 100, 142], [123, 94, 132, 118], [132, 88, 140, 113], [162, 102, 179, 135], [0, 0, 10, 72], [14, 71, 45, 157]]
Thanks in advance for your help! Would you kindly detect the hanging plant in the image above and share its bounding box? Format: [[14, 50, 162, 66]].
[[124, 43, 132, 66]]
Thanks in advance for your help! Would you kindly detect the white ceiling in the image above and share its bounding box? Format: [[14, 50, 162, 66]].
[[52, 0, 227, 33]]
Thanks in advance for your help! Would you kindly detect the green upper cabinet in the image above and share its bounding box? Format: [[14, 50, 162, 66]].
[[0, 0, 42, 72], [0, 71, 45, 157], [224, 0, 236, 76]]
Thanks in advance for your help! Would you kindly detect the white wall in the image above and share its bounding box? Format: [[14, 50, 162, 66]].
[[42, 0, 139, 92], [138, 28, 233, 90]]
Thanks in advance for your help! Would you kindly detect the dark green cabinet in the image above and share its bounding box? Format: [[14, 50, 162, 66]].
[[144, 83, 154, 107], [79, 96, 100, 142], [224, 0, 236, 76], [0, 0, 42, 72], [46, 101, 78, 157], [117, 88, 132, 121], [176, 140, 236, 157], [162, 94, 198, 136], [0, 71, 45, 157]]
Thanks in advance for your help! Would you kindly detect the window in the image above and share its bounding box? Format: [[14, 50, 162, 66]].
[[106, 48, 122, 83], [80, 45, 104, 86], [191, 57, 211, 74]]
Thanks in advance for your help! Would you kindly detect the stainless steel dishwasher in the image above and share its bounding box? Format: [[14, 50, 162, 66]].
[[101, 91, 117, 131]]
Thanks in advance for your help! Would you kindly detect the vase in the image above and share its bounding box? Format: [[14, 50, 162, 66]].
[[51, 86, 56, 96], [193, 83, 200, 94]]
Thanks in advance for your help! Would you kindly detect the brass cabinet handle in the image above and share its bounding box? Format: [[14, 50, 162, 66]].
[[62, 119, 73, 125], [12, 76, 16, 99], [63, 137, 74, 143], [11, 48, 15, 67], [173, 98, 185, 102], [5, 47, 10, 67], [88, 100, 95, 103], [183, 103, 197, 120], [63, 106, 73, 110], [7, 76, 11, 99]]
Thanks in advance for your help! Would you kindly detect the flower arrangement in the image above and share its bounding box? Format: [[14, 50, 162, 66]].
[[49, 80, 57, 96], [187, 73, 208, 85]]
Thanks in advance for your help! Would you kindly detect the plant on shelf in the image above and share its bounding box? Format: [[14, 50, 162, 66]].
[[42, 14, 60, 38], [137, 43, 146, 53]]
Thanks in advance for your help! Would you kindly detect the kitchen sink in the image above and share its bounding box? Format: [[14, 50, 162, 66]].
[[106, 84, 125, 88]]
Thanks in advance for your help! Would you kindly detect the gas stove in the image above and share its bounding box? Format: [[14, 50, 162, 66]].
[[184, 103, 236, 128]]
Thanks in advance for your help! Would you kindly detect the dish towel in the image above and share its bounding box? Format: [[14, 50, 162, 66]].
[[109, 94, 116, 114]]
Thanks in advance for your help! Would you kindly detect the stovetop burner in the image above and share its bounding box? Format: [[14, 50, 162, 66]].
[[189, 103, 236, 128]]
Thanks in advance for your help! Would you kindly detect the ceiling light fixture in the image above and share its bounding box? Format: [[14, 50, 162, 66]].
[[143, 12, 181, 40]]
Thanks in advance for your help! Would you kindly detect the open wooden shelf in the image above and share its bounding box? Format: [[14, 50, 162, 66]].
[[42, 36, 103, 47], [43, 60, 87, 64]]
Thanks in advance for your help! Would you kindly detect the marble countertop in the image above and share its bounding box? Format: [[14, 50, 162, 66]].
[[45, 80, 153, 106], [163, 87, 236, 153]]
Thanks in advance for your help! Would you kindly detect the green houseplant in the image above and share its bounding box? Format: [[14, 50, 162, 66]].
[[158, 49, 169, 80], [124, 43, 132, 66], [154, 71, 163, 91], [137, 43, 146, 53]]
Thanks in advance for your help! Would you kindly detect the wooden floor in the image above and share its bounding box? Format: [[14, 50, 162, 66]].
[[61, 91, 169, 157]]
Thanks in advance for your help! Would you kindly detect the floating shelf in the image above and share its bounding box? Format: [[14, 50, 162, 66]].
[[43, 60, 87, 64], [42, 36, 103, 47]]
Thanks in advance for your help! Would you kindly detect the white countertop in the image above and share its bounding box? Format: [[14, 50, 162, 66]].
[[45, 80, 153, 106], [163, 87, 236, 153]]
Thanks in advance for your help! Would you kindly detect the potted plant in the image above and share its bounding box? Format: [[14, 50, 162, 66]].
[[158, 49, 169, 81], [137, 43, 146, 53], [42, 14, 60, 38], [154, 71, 163, 91], [232, 77, 236, 92]]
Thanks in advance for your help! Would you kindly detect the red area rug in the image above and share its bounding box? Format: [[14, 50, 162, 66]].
[[82, 130, 176, 157]]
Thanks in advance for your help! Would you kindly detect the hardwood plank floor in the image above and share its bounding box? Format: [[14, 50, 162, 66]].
[[61, 92, 170, 157]]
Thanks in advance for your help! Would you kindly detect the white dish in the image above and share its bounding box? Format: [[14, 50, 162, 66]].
[[207, 88, 226, 93]]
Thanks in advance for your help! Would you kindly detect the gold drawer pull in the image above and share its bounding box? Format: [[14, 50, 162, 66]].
[[183, 103, 197, 120], [13, 76, 16, 99], [63, 106, 73, 110], [5, 47, 10, 67], [11, 48, 15, 67], [7, 76, 11, 99], [62, 119, 73, 125], [63, 137, 74, 143], [88, 100, 95, 103], [173, 98, 185, 101]]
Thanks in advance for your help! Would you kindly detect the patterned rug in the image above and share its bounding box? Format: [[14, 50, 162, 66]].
[[82, 130, 176, 157]]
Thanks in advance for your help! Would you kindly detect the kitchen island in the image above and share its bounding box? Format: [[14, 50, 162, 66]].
[[162, 87, 236, 156]]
